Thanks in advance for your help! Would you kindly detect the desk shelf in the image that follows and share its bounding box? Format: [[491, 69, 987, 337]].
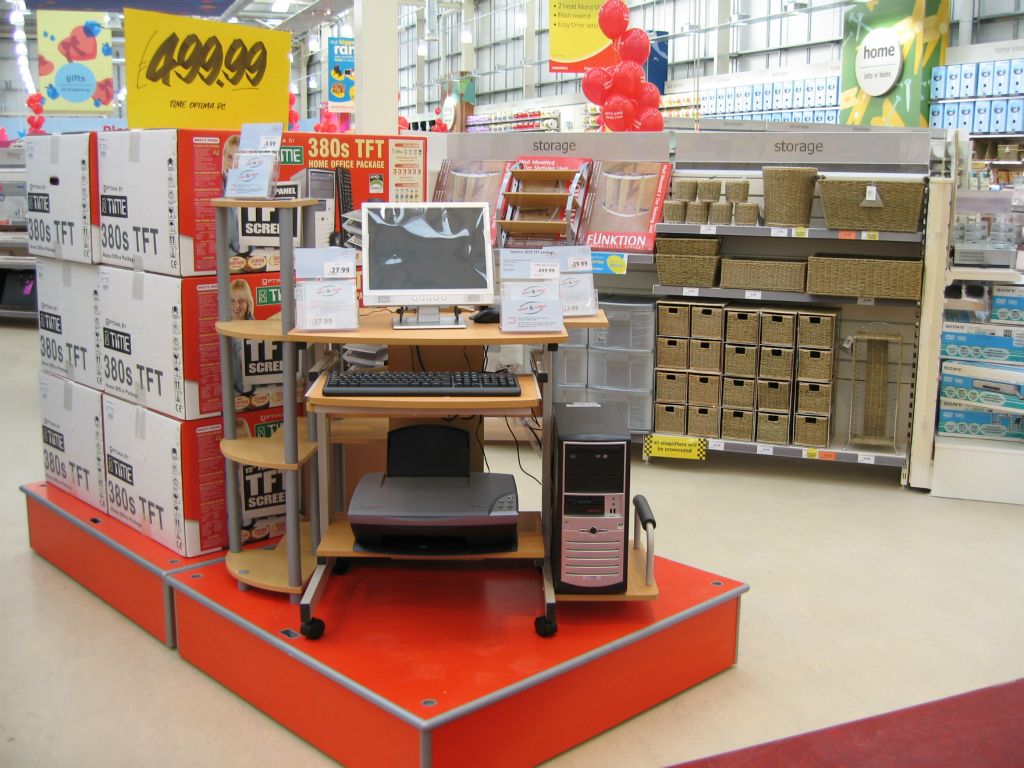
[[225, 523, 318, 594], [219, 434, 318, 471]]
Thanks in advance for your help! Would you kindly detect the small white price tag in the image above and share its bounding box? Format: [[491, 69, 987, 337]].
[[324, 261, 355, 278], [865, 185, 878, 202], [563, 302, 581, 315], [858, 454, 876, 465], [744, 290, 763, 300], [842, 335, 855, 350], [756, 444, 775, 455], [700, 224, 717, 235], [567, 255, 592, 272], [682, 286, 700, 297], [771, 227, 788, 237], [861, 231, 880, 241], [531, 262, 560, 279], [708, 439, 725, 451], [857, 297, 876, 306], [309, 315, 336, 328]]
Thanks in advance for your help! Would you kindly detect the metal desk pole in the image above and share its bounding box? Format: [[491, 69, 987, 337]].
[[279, 207, 301, 595], [215, 206, 242, 555]]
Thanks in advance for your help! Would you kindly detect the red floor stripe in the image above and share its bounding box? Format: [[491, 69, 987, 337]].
[[677, 678, 1024, 768]]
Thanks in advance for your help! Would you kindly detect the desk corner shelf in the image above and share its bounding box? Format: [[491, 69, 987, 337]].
[[225, 526, 318, 594], [211, 196, 318, 209], [216, 318, 287, 341], [220, 435, 318, 471]]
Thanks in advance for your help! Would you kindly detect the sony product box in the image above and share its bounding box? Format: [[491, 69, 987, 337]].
[[937, 400, 1024, 441], [102, 394, 225, 556], [753, 83, 763, 112], [943, 103, 959, 129], [98, 266, 285, 420], [826, 110, 838, 124], [1012, 59, 1024, 94], [814, 110, 826, 124], [991, 286, 1024, 325], [960, 62, 977, 98], [715, 88, 725, 115], [826, 77, 839, 105], [944, 64, 961, 99], [930, 65, 946, 101], [940, 360, 1024, 414], [39, 371, 106, 512], [814, 78, 827, 107], [941, 321, 1024, 366], [978, 61, 994, 97], [958, 101, 975, 131], [929, 103, 944, 128], [1009, 99, 1023, 132], [973, 102, 991, 134], [26, 133, 100, 263], [725, 88, 735, 114], [582, 161, 671, 253], [994, 60, 1010, 95], [793, 81, 804, 109], [991, 100, 1008, 133], [36, 257, 101, 389]]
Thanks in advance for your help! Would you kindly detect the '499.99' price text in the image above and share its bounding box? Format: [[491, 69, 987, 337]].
[[144, 32, 268, 88]]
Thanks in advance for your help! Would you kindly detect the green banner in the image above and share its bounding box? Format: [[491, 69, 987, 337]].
[[841, 0, 949, 127]]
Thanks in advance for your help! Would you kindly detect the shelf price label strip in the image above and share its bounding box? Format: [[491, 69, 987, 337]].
[[643, 435, 707, 461]]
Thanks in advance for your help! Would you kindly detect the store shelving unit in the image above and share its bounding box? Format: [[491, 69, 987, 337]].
[[0, 147, 31, 319]]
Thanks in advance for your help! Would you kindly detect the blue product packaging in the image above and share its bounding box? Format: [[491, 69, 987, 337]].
[[1008, 99, 1023, 132], [994, 60, 1010, 95], [937, 403, 1024, 441], [1012, 59, 1024, 95], [973, 101, 991, 134], [815, 78, 827, 107], [814, 110, 826, 123], [940, 360, 1024, 414], [826, 77, 839, 105], [716, 88, 726, 115], [958, 101, 975, 130], [929, 103, 944, 128], [781, 81, 793, 109], [941, 322, 1024, 366], [945, 64, 961, 99], [825, 109, 838, 123], [960, 62, 977, 98], [753, 83, 763, 111], [930, 65, 946, 100], [793, 81, 804, 109], [725, 88, 735, 114], [991, 99, 1008, 132], [943, 104, 959, 129], [978, 61, 994, 97]]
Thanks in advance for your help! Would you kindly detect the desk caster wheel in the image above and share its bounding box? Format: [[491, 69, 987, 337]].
[[301, 617, 325, 640], [534, 615, 557, 638], [332, 559, 349, 575]]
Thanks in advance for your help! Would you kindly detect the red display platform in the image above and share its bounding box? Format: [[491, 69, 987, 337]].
[[22, 482, 231, 646], [171, 556, 748, 767]]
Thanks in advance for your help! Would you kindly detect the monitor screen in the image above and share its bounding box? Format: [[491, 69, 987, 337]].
[[361, 203, 494, 308]]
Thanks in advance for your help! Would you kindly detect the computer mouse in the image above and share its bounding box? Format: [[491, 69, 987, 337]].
[[470, 306, 500, 324]]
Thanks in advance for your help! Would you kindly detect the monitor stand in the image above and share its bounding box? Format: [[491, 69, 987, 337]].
[[392, 306, 467, 330]]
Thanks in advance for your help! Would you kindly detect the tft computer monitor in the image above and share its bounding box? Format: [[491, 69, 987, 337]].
[[361, 202, 494, 328]]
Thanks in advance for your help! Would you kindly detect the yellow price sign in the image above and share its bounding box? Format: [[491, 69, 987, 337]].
[[125, 10, 289, 130], [643, 435, 708, 461]]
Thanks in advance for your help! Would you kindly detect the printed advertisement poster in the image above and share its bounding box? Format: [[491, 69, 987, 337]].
[[549, 0, 619, 73], [327, 37, 356, 113], [840, 0, 949, 127], [124, 9, 289, 129], [36, 11, 114, 113]]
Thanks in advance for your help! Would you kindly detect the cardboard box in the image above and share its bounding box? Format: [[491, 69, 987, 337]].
[[958, 101, 975, 130], [815, 78, 827, 107], [994, 60, 1010, 95], [978, 61, 994, 97], [938, 400, 1024, 441], [929, 104, 944, 129], [725, 88, 735, 114], [1009, 99, 1023, 132], [1012, 59, 1024, 94], [781, 81, 793, 109], [235, 407, 289, 542], [940, 360, 1024, 414], [98, 266, 285, 420], [973, 102, 991, 134], [944, 64, 962, 99], [814, 110, 826, 124], [793, 81, 804, 110], [26, 133, 100, 263], [930, 65, 946, 101], [960, 62, 977, 98], [753, 84, 763, 112], [825, 110, 838, 124], [991, 285, 1024, 325], [39, 371, 105, 512], [826, 77, 839, 105], [36, 257, 102, 389], [941, 321, 1024, 366], [991, 100, 1008, 133]]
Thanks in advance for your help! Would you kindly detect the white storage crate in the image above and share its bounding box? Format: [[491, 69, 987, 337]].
[[587, 349, 654, 391], [589, 297, 656, 351], [563, 327, 589, 347], [587, 386, 654, 432], [554, 384, 588, 403]]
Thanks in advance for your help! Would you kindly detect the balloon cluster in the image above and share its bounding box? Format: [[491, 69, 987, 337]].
[[580, 0, 663, 133], [430, 106, 449, 133], [313, 102, 346, 133], [26, 93, 45, 135], [287, 92, 300, 131]]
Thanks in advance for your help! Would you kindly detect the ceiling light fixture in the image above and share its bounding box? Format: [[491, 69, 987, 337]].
[[271, 0, 289, 14], [15, 42, 27, 56], [13, 28, 25, 41], [9, 9, 23, 25]]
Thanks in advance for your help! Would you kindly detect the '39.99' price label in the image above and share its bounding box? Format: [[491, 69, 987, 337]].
[[125, 9, 290, 130]]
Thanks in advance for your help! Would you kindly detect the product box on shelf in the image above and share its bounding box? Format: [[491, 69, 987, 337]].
[[825, 111, 838, 124], [26, 133, 100, 263], [978, 61, 994, 97], [973, 102, 991, 135], [930, 65, 946, 101], [1013, 59, 1024, 94], [235, 407, 289, 541], [98, 266, 285, 420], [991, 100, 1008, 133], [929, 104, 944, 129], [1009, 100, 1023, 132], [960, 63, 977, 98], [814, 78, 826, 107], [793, 81, 804, 110], [991, 286, 1024, 325], [827, 77, 840, 105], [941, 321, 1024, 366], [725, 89, 735, 114], [814, 110, 826, 124], [937, 400, 1024, 441], [994, 60, 1010, 96], [39, 371, 105, 512], [944, 64, 961, 99], [940, 361, 1024, 413], [581, 160, 671, 253], [943, 104, 959, 130], [958, 102, 976, 131], [36, 257, 101, 389], [753, 84, 763, 112]]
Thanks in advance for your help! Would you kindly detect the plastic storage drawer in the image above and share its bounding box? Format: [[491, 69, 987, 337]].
[[553, 347, 588, 387], [589, 297, 656, 350], [588, 387, 653, 432], [587, 349, 654, 390]]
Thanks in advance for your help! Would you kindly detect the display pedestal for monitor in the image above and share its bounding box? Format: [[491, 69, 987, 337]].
[[393, 305, 466, 329]]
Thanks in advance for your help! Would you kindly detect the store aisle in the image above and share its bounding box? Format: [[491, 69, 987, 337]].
[[2, 319, 1023, 768]]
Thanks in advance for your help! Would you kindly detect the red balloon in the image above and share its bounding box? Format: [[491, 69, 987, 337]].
[[637, 81, 662, 110], [634, 107, 664, 132], [602, 94, 636, 132], [398, 116, 411, 130], [613, 60, 644, 100], [598, 0, 630, 41], [581, 67, 614, 106], [288, 109, 300, 126], [288, 92, 296, 107], [619, 27, 651, 65]]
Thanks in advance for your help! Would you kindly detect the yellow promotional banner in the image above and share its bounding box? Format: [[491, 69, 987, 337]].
[[125, 10, 290, 130], [642, 435, 708, 461], [37, 11, 115, 113], [549, 0, 618, 73]]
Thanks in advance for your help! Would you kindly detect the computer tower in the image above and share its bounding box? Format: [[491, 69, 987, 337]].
[[552, 402, 631, 594]]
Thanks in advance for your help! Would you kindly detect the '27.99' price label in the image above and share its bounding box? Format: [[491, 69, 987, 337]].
[[125, 9, 289, 130]]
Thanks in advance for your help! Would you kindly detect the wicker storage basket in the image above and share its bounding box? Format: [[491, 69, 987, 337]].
[[806, 255, 923, 300], [734, 202, 760, 226], [687, 406, 721, 438], [688, 373, 722, 407], [685, 201, 710, 224], [690, 305, 725, 339], [723, 377, 756, 409], [759, 346, 795, 380], [655, 370, 687, 403], [689, 339, 723, 373], [662, 199, 686, 223], [697, 179, 722, 202], [719, 259, 806, 292], [724, 344, 758, 378], [672, 178, 697, 202], [656, 337, 688, 370], [655, 238, 721, 287], [797, 381, 832, 416], [756, 412, 791, 444], [757, 380, 792, 413], [798, 310, 838, 349], [721, 409, 754, 441], [762, 166, 818, 227], [655, 403, 686, 434], [798, 348, 833, 382], [726, 309, 759, 344], [793, 414, 830, 447], [818, 178, 926, 233], [657, 302, 690, 336], [725, 179, 750, 203], [655, 237, 721, 256], [709, 202, 733, 225], [761, 310, 797, 347]]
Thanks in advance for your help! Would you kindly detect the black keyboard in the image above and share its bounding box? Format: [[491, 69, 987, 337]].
[[323, 370, 521, 397]]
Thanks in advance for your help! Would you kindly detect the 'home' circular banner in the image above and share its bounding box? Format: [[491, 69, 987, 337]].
[[855, 28, 903, 97]]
